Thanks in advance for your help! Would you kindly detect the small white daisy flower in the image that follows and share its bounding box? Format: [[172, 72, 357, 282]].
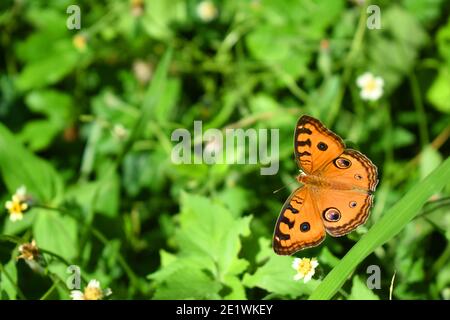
[[70, 279, 112, 300], [196, 1, 218, 23], [356, 72, 384, 101], [5, 186, 29, 222], [292, 257, 319, 283], [112, 124, 129, 141]]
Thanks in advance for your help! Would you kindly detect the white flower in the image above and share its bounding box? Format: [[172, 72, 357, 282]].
[[132, 59, 152, 85], [5, 186, 29, 222], [292, 257, 319, 283], [196, 1, 218, 22], [112, 124, 129, 141], [356, 72, 384, 101], [70, 279, 112, 300]]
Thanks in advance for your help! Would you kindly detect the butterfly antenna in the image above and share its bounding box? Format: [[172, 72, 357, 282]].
[[272, 185, 287, 194], [273, 180, 298, 194]]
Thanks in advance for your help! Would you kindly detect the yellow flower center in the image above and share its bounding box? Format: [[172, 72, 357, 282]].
[[297, 258, 313, 275], [73, 35, 87, 51], [7, 197, 28, 215], [83, 287, 103, 300], [10, 201, 23, 214], [364, 79, 377, 92]]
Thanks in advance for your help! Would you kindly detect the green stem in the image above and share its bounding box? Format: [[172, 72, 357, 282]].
[[90, 228, 140, 288], [431, 242, 450, 277], [409, 73, 429, 148], [0, 262, 26, 300], [39, 249, 73, 268], [326, 5, 368, 125], [383, 102, 394, 167], [34, 204, 141, 290], [39, 277, 61, 300]]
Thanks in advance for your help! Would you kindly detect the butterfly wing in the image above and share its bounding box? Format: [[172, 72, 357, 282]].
[[273, 187, 325, 255], [294, 115, 345, 174], [312, 189, 374, 237], [320, 149, 378, 193], [315, 149, 378, 236]]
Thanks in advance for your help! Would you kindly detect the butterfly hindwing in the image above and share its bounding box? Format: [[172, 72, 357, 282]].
[[312, 189, 374, 237], [294, 115, 345, 174], [273, 187, 325, 255]]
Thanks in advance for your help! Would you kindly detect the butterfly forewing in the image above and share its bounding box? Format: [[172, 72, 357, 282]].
[[294, 115, 345, 174], [273, 187, 325, 255], [320, 149, 378, 193]]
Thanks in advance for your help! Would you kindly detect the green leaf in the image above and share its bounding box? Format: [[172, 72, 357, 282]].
[[216, 187, 251, 218], [309, 157, 450, 299], [403, 0, 445, 26], [148, 193, 251, 299], [154, 78, 180, 124], [0, 259, 18, 300], [19, 120, 61, 151], [0, 123, 63, 203], [366, 5, 428, 91], [176, 193, 251, 276], [33, 209, 78, 261], [427, 67, 450, 113], [16, 40, 79, 91], [25, 89, 73, 122], [65, 172, 120, 218], [141, 0, 186, 40], [149, 256, 221, 299], [242, 237, 318, 298], [348, 276, 380, 300], [437, 18, 450, 61], [420, 146, 442, 179]]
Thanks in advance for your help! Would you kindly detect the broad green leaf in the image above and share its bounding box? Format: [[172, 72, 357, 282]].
[[242, 238, 318, 298], [65, 171, 120, 218], [16, 40, 79, 91], [427, 67, 450, 113], [216, 187, 251, 218], [176, 193, 251, 278], [149, 256, 221, 299], [348, 276, 380, 300], [0, 123, 63, 203], [33, 209, 78, 261], [141, 0, 186, 40], [25, 89, 73, 122], [148, 193, 251, 299], [19, 120, 61, 151]]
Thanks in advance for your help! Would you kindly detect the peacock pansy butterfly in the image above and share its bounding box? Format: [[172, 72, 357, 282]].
[[273, 115, 378, 255]]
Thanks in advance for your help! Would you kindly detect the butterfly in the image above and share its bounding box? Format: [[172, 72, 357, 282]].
[[273, 115, 378, 255]]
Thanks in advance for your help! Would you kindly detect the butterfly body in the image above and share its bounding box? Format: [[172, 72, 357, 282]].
[[297, 172, 357, 191], [273, 115, 378, 255]]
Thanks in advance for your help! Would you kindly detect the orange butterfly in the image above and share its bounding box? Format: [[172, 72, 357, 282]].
[[273, 115, 378, 255]]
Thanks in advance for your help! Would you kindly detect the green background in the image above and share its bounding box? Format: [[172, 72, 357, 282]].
[[0, 0, 449, 300]]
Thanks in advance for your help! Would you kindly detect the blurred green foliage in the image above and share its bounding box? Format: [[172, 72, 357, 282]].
[[0, 0, 449, 300]]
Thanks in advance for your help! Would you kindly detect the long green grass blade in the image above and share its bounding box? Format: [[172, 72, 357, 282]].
[[309, 157, 450, 300]]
